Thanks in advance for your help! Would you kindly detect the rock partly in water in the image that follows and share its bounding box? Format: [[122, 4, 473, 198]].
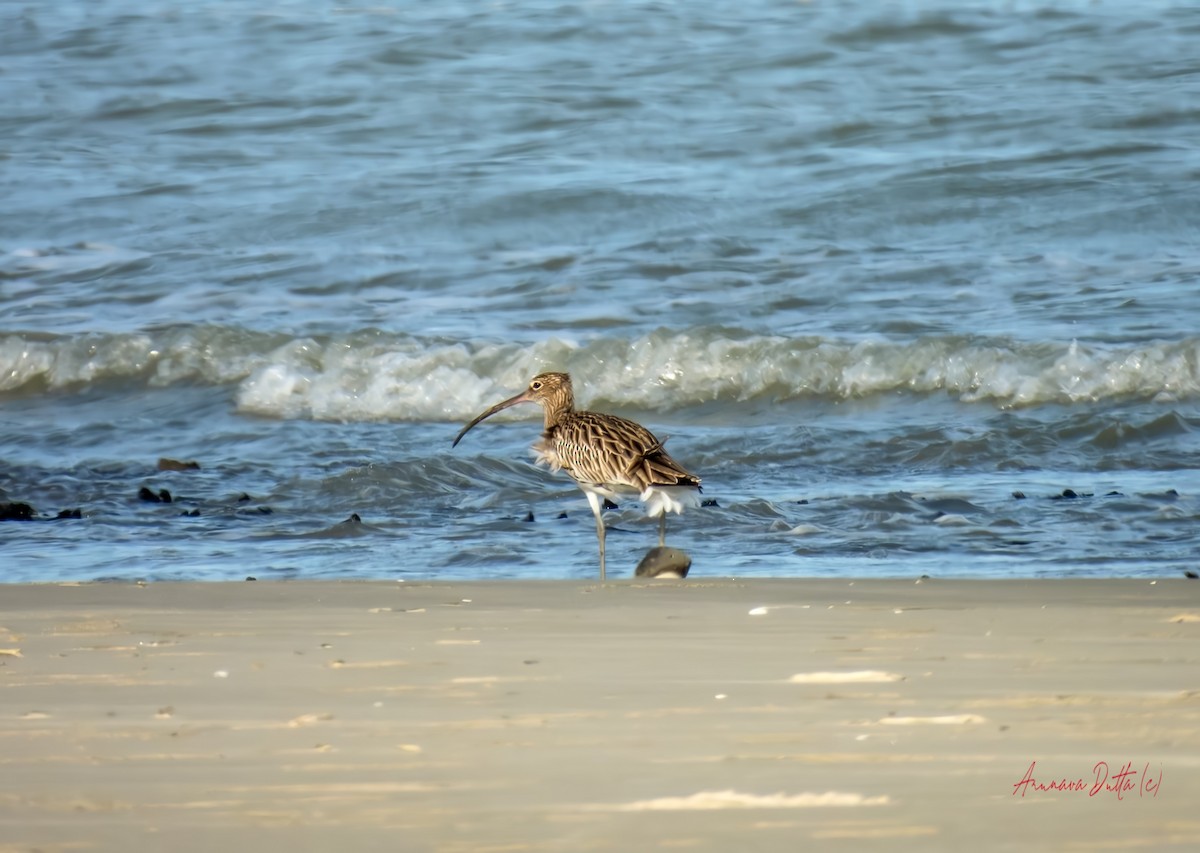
[[634, 546, 692, 579]]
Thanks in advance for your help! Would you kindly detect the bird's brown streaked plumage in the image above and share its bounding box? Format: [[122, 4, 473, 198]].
[[452, 372, 701, 580]]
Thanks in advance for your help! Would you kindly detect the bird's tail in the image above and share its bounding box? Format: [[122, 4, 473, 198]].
[[641, 485, 702, 517]]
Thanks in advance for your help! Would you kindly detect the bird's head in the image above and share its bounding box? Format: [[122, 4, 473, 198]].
[[452, 372, 574, 447]]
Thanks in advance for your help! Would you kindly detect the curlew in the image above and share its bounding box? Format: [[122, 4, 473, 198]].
[[452, 372, 701, 580]]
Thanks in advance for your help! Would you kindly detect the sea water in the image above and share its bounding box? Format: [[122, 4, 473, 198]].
[[2, 1, 1198, 581]]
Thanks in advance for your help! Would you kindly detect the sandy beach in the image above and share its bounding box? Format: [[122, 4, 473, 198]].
[[1, 578, 1197, 852]]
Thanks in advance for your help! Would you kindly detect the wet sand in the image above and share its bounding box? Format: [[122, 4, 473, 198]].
[[1, 578, 1198, 852]]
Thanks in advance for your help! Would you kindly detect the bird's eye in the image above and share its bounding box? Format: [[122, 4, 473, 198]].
[[531, 381, 542, 390]]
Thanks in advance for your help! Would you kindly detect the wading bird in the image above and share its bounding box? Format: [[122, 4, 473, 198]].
[[452, 372, 701, 580]]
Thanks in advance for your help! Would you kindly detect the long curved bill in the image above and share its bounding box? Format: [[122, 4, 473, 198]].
[[451, 390, 532, 447]]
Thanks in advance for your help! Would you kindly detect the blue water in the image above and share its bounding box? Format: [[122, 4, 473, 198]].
[[2, 1, 1199, 581]]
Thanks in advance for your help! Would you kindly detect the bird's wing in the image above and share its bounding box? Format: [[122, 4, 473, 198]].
[[556, 411, 701, 490]]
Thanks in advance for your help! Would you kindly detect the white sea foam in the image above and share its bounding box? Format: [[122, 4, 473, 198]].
[[878, 714, 986, 725], [789, 671, 904, 684], [3, 327, 1199, 418], [612, 789, 891, 811], [204, 330, 1200, 418]]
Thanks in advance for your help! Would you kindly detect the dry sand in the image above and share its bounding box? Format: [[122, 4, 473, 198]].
[[1, 578, 1198, 852]]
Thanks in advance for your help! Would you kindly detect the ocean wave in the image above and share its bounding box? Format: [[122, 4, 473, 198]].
[[0, 242, 152, 282], [2, 326, 1197, 417]]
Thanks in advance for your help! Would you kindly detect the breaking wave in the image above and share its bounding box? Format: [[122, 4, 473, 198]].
[[3, 325, 1198, 419]]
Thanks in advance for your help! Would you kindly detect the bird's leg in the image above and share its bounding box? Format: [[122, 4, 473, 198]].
[[658, 512, 666, 547], [584, 490, 607, 581]]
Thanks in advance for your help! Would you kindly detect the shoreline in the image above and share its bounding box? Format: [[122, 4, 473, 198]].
[[2, 578, 1198, 851]]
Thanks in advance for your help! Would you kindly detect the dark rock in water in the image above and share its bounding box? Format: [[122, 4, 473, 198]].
[[1, 502, 36, 521], [1012, 491, 1026, 500], [635, 546, 692, 579], [557, 511, 569, 519], [158, 458, 200, 472], [1185, 570, 1199, 580], [1050, 488, 1091, 500], [603, 498, 619, 510], [5, 504, 82, 521], [180, 509, 201, 517], [344, 513, 362, 524], [245, 576, 257, 582], [236, 493, 252, 503], [796, 499, 808, 505], [522, 511, 535, 522], [701, 498, 719, 508], [138, 487, 172, 503]]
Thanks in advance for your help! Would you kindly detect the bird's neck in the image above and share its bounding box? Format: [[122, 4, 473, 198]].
[[541, 391, 575, 431]]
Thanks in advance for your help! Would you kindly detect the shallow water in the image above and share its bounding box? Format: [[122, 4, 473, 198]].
[[2, 1, 1199, 581]]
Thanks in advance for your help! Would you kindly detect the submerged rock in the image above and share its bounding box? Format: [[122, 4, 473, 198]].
[[635, 546, 692, 579], [157, 458, 200, 472], [293, 513, 365, 539]]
